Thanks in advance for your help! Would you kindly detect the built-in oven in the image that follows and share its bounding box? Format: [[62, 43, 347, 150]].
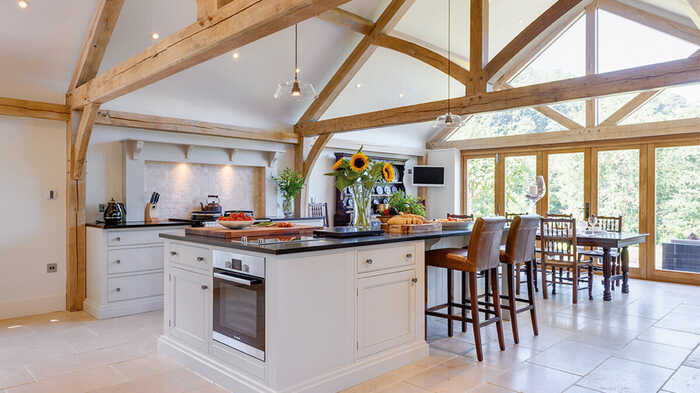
[[212, 250, 265, 361]]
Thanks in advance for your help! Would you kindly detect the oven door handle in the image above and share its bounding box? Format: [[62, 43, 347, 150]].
[[213, 272, 260, 286]]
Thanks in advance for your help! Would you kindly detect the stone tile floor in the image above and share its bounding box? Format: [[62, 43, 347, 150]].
[[1, 278, 699, 393]]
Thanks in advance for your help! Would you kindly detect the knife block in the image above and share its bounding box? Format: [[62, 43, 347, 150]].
[[144, 204, 159, 222]]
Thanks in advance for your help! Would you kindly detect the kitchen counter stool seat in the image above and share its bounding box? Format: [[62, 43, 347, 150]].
[[425, 217, 507, 361]]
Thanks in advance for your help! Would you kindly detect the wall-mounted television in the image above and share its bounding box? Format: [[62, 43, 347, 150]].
[[411, 166, 445, 187]]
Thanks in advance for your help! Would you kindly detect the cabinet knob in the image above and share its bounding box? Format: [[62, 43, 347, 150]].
[[170, 251, 178, 256], [406, 253, 413, 259], [411, 278, 418, 283], [365, 259, 373, 265], [116, 287, 121, 292], [196, 256, 205, 262], [201, 285, 208, 290], [114, 237, 121, 242], [115, 260, 121, 264]]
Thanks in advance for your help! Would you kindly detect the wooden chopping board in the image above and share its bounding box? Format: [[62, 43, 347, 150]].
[[186, 224, 322, 239], [381, 222, 442, 234]]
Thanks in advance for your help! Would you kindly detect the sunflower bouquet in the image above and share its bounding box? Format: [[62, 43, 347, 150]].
[[326, 147, 394, 228]]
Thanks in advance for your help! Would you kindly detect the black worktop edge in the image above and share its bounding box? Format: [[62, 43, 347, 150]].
[[88, 221, 190, 229], [159, 230, 471, 255]]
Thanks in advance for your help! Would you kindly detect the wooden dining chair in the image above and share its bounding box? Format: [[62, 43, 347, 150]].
[[499, 215, 539, 344], [426, 217, 506, 361], [307, 202, 329, 227], [581, 215, 623, 288], [540, 217, 594, 304], [505, 212, 526, 224]]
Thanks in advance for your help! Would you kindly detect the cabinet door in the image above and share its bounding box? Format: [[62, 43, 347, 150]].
[[168, 268, 211, 353], [357, 269, 417, 358]]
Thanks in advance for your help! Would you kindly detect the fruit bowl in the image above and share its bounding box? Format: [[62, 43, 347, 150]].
[[217, 220, 253, 229]]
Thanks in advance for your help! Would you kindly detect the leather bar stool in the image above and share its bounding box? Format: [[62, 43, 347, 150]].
[[426, 217, 506, 361], [498, 215, 540, 344]]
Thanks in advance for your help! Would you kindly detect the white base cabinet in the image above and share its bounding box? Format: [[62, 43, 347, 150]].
[[159, 239, 427, 393], [85, 226, 186, 319]]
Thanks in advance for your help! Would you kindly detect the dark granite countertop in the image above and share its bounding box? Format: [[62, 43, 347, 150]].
[[159, 228, 473, 255], [87, 220, 190, 229]]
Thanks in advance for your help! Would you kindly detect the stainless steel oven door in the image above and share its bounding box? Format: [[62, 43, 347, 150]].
[[212, 268, 265, 361]]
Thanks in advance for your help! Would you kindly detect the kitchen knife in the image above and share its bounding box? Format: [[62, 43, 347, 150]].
[[149, 192, 156, 204], [154, 193, 160, 205]]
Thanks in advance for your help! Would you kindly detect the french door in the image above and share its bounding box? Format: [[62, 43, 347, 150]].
[[463, 154, 496, 217], [543, 149, 588, 222]]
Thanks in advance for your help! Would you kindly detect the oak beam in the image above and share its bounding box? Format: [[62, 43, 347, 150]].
[[469, 0, 486, 92], [431, 118, 700, 150], [498, 82, 583, 129], [71, 103, 100, 180], [296, 0, 414, 124], [302, 134, 333, 179], [685, 0, 700, 29], [585, 2, 598, 127], [65, 111, 86, 312], [318, 9, 470, 85], [197, 0, 218, 20], [95, 110, 297, 143], [69, 0, 351, 109], [373, 35, 471, 85], [296, 56, 700, 136], [317, 7, 372, 34], [598, 89, 661, 126], [69, 0, 125, 90], [0, 97, 70, 121], [600, 0, 700, 46], [484, 0, 590, 83]]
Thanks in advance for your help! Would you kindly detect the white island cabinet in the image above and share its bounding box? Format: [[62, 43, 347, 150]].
[[158, 238, 428, 393], [85, 224, 186, 319]]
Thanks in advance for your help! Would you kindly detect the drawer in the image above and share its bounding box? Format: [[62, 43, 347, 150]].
[[107, 228, 184, 247], [357, 244, 416, 273], [108, 246, 163, 274], [108, 273, 164, 302], [169, 243, 210, 272]]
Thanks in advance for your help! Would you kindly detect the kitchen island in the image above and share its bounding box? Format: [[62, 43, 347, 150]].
[[158, 228, 473, 393]]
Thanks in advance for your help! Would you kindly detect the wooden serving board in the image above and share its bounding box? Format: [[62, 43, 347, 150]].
[[185, 224, 322, 239], [381, 222, 442, 234]]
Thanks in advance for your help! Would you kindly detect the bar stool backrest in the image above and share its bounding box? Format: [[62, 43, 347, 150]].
[[540, 217, 577, 263], [504, 215, 539, 264], [467, 217, 506, 272]]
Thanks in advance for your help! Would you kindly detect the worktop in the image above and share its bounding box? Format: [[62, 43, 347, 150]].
[[87, 220, 189, 229], [159, 227, 472, 255]]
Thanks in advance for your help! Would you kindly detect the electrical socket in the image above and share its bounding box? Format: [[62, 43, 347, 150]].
[[47, 263, 57, 273]]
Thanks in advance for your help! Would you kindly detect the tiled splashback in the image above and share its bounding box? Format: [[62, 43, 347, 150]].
[[144, 161, 254, 219]]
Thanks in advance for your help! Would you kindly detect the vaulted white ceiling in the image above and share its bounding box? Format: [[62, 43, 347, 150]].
[[0, 0, 696, 148]]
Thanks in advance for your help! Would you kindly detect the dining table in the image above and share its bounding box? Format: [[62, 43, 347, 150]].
[[575, 231, 648, 301]]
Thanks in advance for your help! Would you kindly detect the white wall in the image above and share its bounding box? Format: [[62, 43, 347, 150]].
[[0, 117, 66, 319], [426, 149, 461, 219]]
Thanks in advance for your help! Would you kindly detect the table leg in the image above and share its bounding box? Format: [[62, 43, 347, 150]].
[[621, 246, 630, 294], [603, 247, 612, 301]]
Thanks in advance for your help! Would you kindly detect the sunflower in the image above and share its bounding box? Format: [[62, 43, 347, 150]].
[[349, 152, 369, 172], [332, 158, 346, 171], [382, 163, 395, 182]]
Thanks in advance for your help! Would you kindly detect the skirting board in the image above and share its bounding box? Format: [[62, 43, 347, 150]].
[[158, 335, 428, 393], [0, 294, 65, 320], [83, 296, 163, 319]]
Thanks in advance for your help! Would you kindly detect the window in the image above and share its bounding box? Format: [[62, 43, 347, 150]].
[[597, 93, 639, 124], [621, 84, 700, 125], [548, 152, 585, 222], [510, 15, 586, 87], [505, 155, 537, 214], [598, 10, 698, 74], [465, 157, 495, 217], [447, 107, 564, 141], [654, 145, 700, 273]]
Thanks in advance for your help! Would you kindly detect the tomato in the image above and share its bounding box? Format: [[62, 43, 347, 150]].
[[276, 222, 294, 228]]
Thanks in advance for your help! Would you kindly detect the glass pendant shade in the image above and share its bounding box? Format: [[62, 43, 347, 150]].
[[273, 79, 317, 100], [274, 24, 316, 101], [433, 112, 465, 128]]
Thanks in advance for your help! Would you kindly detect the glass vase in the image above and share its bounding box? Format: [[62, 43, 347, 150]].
[[282, 197, 294, 218], [351, 182, 373, 229]]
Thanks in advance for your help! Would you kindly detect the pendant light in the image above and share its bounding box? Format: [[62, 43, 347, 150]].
[[274, 24, 317, 100], [433, 0, 465, 128]]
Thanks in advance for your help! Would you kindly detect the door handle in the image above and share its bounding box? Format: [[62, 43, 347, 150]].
[[170, 251, 178, 256], [365, 259, 373, 265], [196, 256, 205, 262], [411, 278, 418, 284], [115, 260, 121, 264], [201, 285, 208, 290]]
